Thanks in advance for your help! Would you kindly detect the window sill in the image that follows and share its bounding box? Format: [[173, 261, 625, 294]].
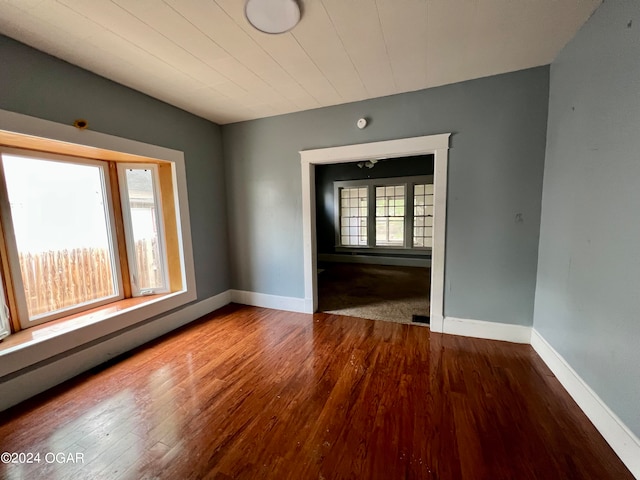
[[335, 246, 432, 255], [0, 289, 196, 378]]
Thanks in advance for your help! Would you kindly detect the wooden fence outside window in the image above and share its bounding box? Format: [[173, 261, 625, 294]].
[[18, 239, 161, 318]]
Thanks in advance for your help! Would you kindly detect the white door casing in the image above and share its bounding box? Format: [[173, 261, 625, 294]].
[[300, 133, 450, 332]]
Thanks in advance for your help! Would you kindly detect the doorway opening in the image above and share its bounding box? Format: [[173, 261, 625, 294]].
[[300, 134, 450, 332], [314, 157, 432, 324]]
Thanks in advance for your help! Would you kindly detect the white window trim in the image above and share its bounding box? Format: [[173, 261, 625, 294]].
[[300, 134, 450, 332], [118, 163, 170, 296], [0, 109, 197, 378]]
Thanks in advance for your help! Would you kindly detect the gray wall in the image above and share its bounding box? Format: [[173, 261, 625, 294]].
[[0, 35, 230, 300], [534, 1, 640, 437], [223, 67, 549, 325], [315, 155, 433, 255]]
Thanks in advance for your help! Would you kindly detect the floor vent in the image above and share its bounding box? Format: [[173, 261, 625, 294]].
[[412, 315, 430, 325]]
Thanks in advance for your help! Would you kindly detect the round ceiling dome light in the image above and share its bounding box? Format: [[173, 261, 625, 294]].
[[245, 0, 301, 34]]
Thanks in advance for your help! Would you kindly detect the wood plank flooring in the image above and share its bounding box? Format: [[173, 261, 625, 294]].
[[0, 304, 633, 479]]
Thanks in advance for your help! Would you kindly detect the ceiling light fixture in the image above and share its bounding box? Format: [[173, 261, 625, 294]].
[[245, 0, 301, 34]]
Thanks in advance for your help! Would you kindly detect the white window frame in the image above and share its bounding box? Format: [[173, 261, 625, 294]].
[[333, 180, 371, 251], [374, 183, 407, 247], [0, 148, 124, 328], [117, 163, 170, 296], [411, 182, 435, 249]]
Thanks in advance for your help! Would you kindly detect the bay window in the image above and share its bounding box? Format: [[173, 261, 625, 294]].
[[0, 146, 180, 331]]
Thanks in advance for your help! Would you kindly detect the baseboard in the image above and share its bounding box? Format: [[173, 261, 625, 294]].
[[230, 290, 307, 313], [531, 329, 640, 478], [0, 290, 232, 412], [303, 298, 314, 314], [188, 290, 232, 319], [429, 314, 444, 333], [443, 316, 532, 344]]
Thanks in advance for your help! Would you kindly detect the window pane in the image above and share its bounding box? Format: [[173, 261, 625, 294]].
[[375, 220, 388, 242], [124, 168, 165, 292], [338, 186, 367, 246], [413, 183, 434, 248], [375, 183, 405, 246], [3, 155, 118, 319], [388, 219, 404, 242]]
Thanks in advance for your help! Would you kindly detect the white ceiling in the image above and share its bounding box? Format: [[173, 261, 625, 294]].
[[0, 0, 601, 125]]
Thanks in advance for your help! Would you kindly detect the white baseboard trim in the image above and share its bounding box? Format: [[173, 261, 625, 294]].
[[303, 298, 314, 314], [429, 314, 444, 333], [230, 290, 307, 313], [531, 329, 640, 478], [188, 290, 232, 319], [443, 316, 532, 344], [0, 290, 232, 412]]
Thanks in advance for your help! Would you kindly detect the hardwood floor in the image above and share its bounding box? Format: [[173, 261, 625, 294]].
[[0, 304, 632, 479]]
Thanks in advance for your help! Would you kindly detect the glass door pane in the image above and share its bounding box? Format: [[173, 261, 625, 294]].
[[2, 154, 119, 320]]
